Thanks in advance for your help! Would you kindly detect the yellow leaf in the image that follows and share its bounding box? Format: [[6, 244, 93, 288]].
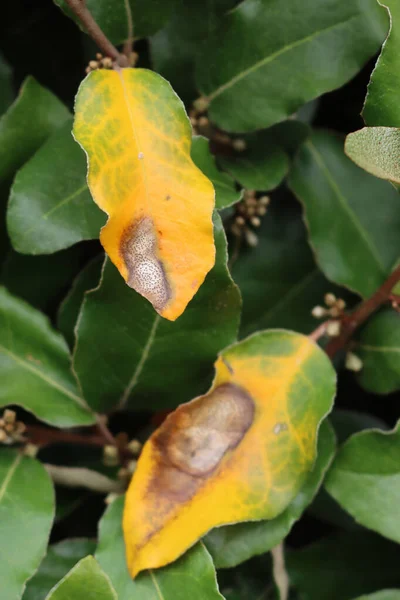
[[73, 69, 215, 321], [123, 330, 336, 577]]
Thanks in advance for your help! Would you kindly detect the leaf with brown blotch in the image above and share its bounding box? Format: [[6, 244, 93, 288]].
[[123, 330, 336, 577], [73, 68, 215, 321]]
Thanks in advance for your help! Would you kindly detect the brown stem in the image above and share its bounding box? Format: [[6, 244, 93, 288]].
[[323, 265, 400, 358], [308, 320, 332, 343], [122, 0, 134, 58], [64, 0, 128, 66], [26, 424, 106, 448]]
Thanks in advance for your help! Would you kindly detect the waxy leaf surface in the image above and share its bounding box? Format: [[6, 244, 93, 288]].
[[363, 1, 400, 127], [96, 496, 225, 600], [123, 330, 336, 576], [345, 127, 400, 184], [354, 593, 400, 600], [45, 557, 117, 600], [0, 450, 54, 600], [74, 68, 215, 321]]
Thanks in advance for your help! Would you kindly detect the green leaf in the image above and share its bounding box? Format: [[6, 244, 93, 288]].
[[289, 130, 400, 297], [0, 449, 55, 600], [7, 121, 104, 255], [23, 539, 96, 600], [73, 212, 241, 412], [44, 556, 117, 600], [191, 136, 242, 209], [0, 77, 69, 183], [231, 194, 357, 338], [363, 1, 400, 126], [345, 127, 400, 184], [57, 256, 103, 348], [287, 530, 400, 600], [151, 0, 239, 105], [96, 496, 225, 600], [325, 421, 400, 544], [354, 593, 400, 600], [195, 0, 387, 132], [0, 53, 13, 115], [55, 0, 175, 44], [219, 121, 309, 191], [204, 419, 336, 568], [355, 308, 400, 394], [1, 244, 90, 313], [330, 409, 388, 445], [0, 286, 94, 427]]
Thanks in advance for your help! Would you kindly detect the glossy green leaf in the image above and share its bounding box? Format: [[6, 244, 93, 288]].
[[23, 539, 96, 600], [330, 409, 388, 445], [44, 556, 116, 600], [195, 0, 387, 132], [354, 593, 400, 600], [151, 0, 239, 104], [231, 194, 357, 338], [0, 77, 69, 183], [73, 212, 241, 412], [287, 530, 400, 600], [7, 121, 104, 255], [57, 256, 103, 348], [56, 0, 175, 44], [0, 53, 13, 115], [1, 244, 89, 313], [345, 127, 400, 184], [0, 286, 94, 427], [289, 130, 400, 297], [96, 496, 225, 600], [205, 419, 336, 568], [363, 1, 400, 126], [219, 121, 308, 191], [355, 309, 400, 394], [191, 136, 241, 209], [0, 449, 54, 600], [325, 421, 400, 543]]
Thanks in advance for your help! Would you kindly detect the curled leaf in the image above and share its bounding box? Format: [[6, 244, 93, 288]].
[[73, 68, 215, 321], [123, 330, 336, 577]]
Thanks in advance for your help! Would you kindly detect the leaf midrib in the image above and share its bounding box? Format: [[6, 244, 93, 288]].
[[0, 454, 22, 504], [359, 343, 400, 354], [207, 12, 359, 100]]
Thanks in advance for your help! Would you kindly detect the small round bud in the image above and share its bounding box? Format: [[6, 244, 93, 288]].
[[4, 410, 16, 424], [127, 459, 137, 474], [257, 205, 267, 216], [326, 321, 341, 337], [235, 216, 245, 226], [102, 57, 113, 69], [103, 445, 119, 467], [251, 216, 261, 227], [232, 138, 247, 152], [198, 116, 209, 127], [245, 228, 258, 247], [259, 195, 270, 206], [24, 443, 39, 458], [89, 60, 98, 70], [336, 298, 346, 310], [193, 96, 210, 113], [345, 352, 363, 372], [311, 306, 327, 319], [127, 439, 142, 456], [324, 293, 337, 307]]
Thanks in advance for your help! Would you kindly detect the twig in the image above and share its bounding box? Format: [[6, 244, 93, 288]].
[[271, 543, 289, 600], [63, 0, 128, 66], [45, 464, 124, 493], [26, 424, 106, 448], [122, 0, 134, 58], [323, 265, 400, 358], [308, 320, 333, 343], [95, 414, 117, 446]]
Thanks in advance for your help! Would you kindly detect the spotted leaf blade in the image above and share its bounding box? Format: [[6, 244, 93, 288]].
[[73, 68, 215, 321]]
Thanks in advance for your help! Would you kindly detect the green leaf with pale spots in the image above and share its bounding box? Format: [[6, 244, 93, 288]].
[[345, 127, 400, 184], [44, 557, 117, 600], [0, 450, 54, 600], [0, 286, 94, 427], [96, 496, 225, 600]]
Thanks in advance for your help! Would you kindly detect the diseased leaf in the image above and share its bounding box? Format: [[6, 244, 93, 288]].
[[363, 1, 400, 126], [191, 136, 242, 209], [7, 121, 104, 255], [74, 68, 215, 321], [195, 0, 387, 132], [23, 539, 96, 600], [73, 212, 240, 412], [44, 556, 117, 600], [57, 256, 103, 348], [55, 0, 175, 43], [205, 419, 336, 568], [96, 496, 225, 600], [345, 127, 400, 184], [287, 530, 400, 600], [0, 77, 69, 183], [355, 309, 400, 394], [123, 330, 336, 576], [0, 286, 94, 427], [325, 421, 400, 543], [232, 195, 357, 338], [0, 449, 54, 600], [289, 130, 400, 297]]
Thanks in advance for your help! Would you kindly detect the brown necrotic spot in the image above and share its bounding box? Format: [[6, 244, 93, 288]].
[[156, 383, 254, 478], [120, 217, 171, 311]]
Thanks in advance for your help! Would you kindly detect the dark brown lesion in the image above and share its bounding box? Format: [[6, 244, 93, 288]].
[[119, 217, 171, 311]]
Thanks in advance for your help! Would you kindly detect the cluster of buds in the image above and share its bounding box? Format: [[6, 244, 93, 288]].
[[230, 192, 270, 246], [312, 293, 346, 320], [0, 410, 26, 444], [189, 102, 247, 152], [85, 52, 138, 74]]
